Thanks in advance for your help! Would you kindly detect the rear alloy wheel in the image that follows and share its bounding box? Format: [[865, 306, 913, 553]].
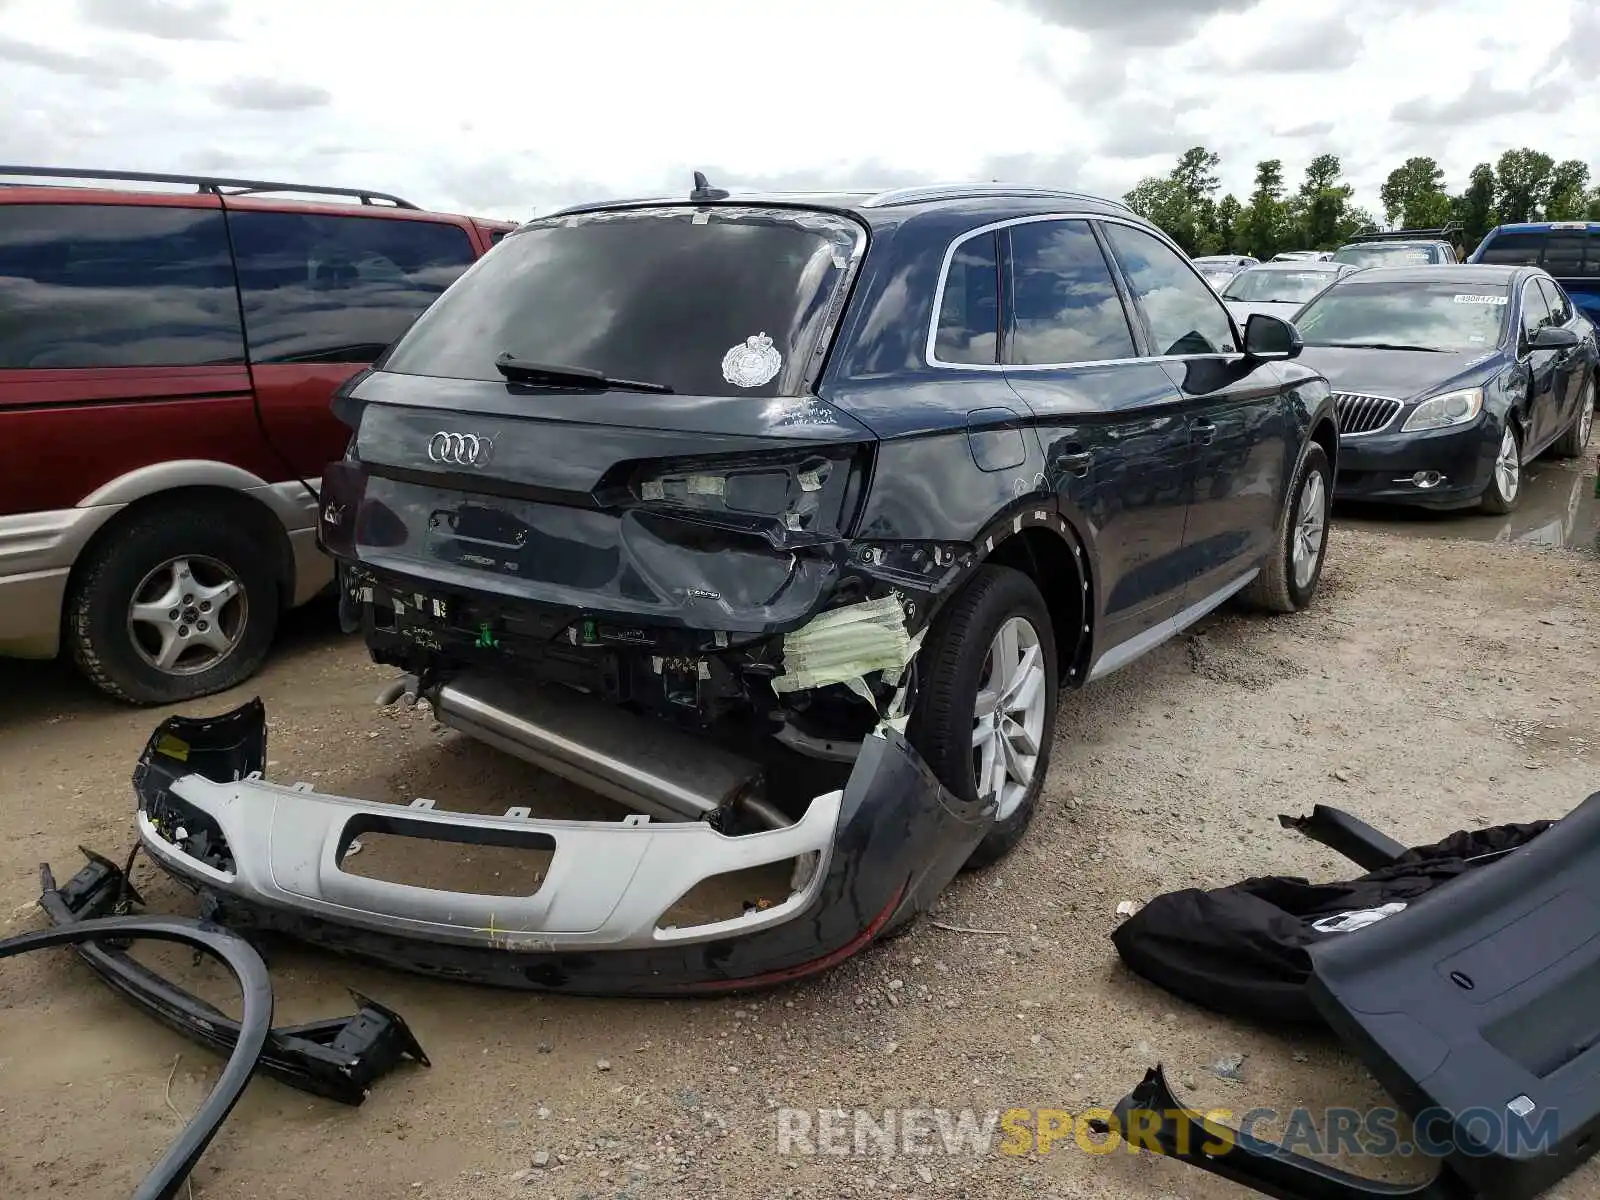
[[1480, 423, 1521, 514], [908, 565, 1059, 870], [67, 508, 280, 705], [1551, 375, 1595, 458]]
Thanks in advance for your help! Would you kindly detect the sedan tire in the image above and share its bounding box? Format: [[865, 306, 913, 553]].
[[1550, 374, 1595, 459], [1479, 422, 1522, 515]]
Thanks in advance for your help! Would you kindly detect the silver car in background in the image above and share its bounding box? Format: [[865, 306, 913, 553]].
[[1218, 260, 1361, 324], [1193, 253, 1258, 291]]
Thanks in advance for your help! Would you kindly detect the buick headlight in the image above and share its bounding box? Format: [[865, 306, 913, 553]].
[[1401, 387, 1483, 433]]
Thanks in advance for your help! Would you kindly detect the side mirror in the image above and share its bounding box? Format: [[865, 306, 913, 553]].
[[1530, 324, 1580, 350], [1243, 312, 1303, 361]]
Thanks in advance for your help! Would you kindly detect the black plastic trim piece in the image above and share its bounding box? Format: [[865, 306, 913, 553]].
[[1278, 805, 1408, 871], [39, 849, 429, 1104], [1, 914, 272, 1200], [1108, 1066, 1466, 1200]]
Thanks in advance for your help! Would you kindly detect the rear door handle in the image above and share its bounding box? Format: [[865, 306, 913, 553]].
[[1192, 419, 1217, 445], [1055, 448, 1093, 477]]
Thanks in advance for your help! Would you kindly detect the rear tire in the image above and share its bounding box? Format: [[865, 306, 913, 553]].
[[67, 507, 281, 705], [908, 565, 1059, 871], [1551, 375, 1595, 459], [1242, 442, 1332, 614]]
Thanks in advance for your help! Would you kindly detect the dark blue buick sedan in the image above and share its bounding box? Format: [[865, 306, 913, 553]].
[[1291, 264, 1597, 513]]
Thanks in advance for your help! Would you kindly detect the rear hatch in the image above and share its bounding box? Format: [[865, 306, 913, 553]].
[[321, 203, 876, 637]]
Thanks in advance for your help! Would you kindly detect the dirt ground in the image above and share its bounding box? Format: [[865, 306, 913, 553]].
[[3, 449, 1598, 1200]]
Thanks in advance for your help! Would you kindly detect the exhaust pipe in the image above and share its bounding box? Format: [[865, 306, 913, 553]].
[[423, 672, 788, 830]]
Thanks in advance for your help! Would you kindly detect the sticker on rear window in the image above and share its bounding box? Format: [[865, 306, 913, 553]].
[[1453, 294, 1508, 305], [722, 332, 783, 388]]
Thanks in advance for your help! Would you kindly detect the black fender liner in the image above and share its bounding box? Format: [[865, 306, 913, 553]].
[[1, 913, 272, 1200]]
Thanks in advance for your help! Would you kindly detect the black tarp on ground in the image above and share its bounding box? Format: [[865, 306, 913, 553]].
[[1110, 818, 1555, 1025]]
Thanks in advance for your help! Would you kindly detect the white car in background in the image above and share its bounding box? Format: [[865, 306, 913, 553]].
[[1218, 260, 1361, 323], [1193, 254, 1258, 291]]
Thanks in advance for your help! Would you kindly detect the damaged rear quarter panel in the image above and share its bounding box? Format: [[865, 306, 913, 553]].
[[815, 207, 1098, 641]]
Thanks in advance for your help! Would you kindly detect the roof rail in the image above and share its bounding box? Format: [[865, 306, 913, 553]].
[[860, 183, 1131, 211], [0, 165, 417, 209], [1344, 221, 1462, 244]]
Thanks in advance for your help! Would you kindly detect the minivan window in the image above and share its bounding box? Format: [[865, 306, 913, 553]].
[[0, 203, 245, 369], [229, 211, 476, 365], [1100, 222, 1236, 356], [381, 206, 862, 397], [1005, 220, 1136, 365], [934, 232, 1000, 365]]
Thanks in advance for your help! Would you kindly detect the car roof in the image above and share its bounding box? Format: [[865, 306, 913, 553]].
[[1245, 259, 1346, 273], [1330, 263, 1528, 286], [542, 182, 1137, 228], [1486, 221, 1600, 234], [1338, 239, 1448, 249]]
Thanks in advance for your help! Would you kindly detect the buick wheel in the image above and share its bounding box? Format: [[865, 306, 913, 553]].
[[1480, 424, 1521, 514]]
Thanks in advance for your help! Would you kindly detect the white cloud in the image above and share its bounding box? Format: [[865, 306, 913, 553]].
[[0, 0, 1593, 222]]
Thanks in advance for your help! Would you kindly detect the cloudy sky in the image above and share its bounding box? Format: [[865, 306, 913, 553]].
[[1, 0, 1595, 222]]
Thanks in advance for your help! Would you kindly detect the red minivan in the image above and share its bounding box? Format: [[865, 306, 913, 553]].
[[0, 166, 515, 703]]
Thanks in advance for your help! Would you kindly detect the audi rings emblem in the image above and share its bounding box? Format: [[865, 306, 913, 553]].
[[427, 431, 493, 467]]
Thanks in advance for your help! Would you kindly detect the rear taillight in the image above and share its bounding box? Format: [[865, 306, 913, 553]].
[[622, 446, 869, 547]]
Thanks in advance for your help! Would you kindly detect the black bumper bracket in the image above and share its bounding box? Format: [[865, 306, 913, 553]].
[[40, 848, 428, 1105]]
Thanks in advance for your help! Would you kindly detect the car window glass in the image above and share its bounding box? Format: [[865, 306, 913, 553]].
[[1539, 278, 1571, 324], [1541, 234, 1585, 277], [1294, 281, 1509, 353], [1004, 220, 1135, 365], [934, 232, 1000, 364], [1476, 231, 1544, 266], [1220, 268, 1334, 304], [229, 212, 476, 364], [0, 203, 244, 369], [1100, 222, 1235, 356], [381, 206, 860, 396], [1520, 280, 1552, 342]]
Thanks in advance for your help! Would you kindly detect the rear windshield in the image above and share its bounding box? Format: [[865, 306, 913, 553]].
[[1221, 268, 1335, 304], [379, 206, 862, 396], [1477, 229, 1600, 277], [1331, 243, 1441, 267], [1294, 280, 1510, 353]]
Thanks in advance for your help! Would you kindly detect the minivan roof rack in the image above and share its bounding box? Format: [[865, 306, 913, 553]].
[[0, 165, 417, 209], [860, 183, 1132, 211], [1344, 221, 1462, 244]]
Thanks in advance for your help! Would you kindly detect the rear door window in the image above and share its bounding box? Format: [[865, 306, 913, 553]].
[[1003, 219, 1136, 365], [0, 203, 244, 369], [229, 212, 476, 364], [1099, 221, 1237, 356], [380, 206, 863, 397], [934, 232, 1000, 365]]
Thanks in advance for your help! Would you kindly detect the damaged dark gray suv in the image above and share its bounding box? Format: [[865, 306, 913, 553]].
[[131, 180, 1339, 995]]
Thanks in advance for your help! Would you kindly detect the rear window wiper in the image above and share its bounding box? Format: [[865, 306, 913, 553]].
[[494, 354, 674, 394]]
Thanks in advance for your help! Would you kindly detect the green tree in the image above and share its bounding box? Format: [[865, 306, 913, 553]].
[[1170, 146, 1222, 206], [1242, 159, 1286, 258], [1545, 160, 1591, 220], [1336, 207, 1381, 242], [1123, 176, 1200, 252], [1297, 153, 1353, 249], [1455, 163, 1497, 247], [1494, 148, 1554, 223], [1586, 189, 1600, 222], [1214, 194, 1242, 254], [1379, 156, 1453, 228]]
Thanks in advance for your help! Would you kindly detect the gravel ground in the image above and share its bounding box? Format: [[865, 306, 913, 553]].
[[2, 450, 1598, 1200]]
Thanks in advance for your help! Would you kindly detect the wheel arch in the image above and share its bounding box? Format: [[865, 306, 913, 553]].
[[918, 501, 1095, 688], [64, 485, 297, 625]]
